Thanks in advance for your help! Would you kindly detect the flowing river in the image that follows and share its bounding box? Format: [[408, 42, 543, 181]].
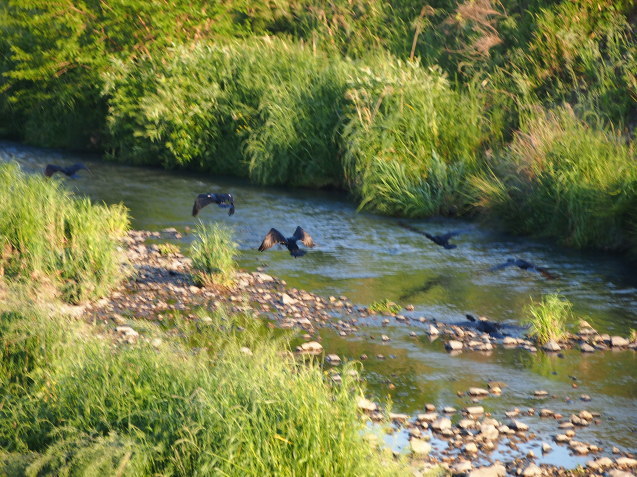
[[2, 141, 636, 468]]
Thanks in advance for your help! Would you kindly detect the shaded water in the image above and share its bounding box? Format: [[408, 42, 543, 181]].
[[2, 142, 636, 465]]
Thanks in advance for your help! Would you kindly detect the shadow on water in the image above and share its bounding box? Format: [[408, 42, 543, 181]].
[[2, 141, 636, 465]]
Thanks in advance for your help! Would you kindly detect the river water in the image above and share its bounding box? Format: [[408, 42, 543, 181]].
[[2, 142, 636, 467]]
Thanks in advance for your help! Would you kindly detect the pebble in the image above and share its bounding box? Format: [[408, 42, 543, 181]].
[[325, 354, 341, 365], [445, 340, 463, 351], [468, 387, 489, 396], [543, 340, 561, 352], [521, 463, 542, 476], [452, 460, 473, 474], [296, 341, 323, 354], [463, 442, 478, 454], [542, 442, 552, 453], [357, 398, 377, 412], [468, 463, 506, 477], [431, 417, 452, 431], [410, 438, 432, 455], [465, 406, 485, 416]]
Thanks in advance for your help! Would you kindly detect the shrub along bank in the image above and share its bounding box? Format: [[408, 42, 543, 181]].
[[1, 1, 635, 253]]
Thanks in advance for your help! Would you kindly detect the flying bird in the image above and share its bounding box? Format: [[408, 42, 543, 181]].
[[192, 193, 235, 216], [44, 163, 89, 178], [258, 226, 315, 257], [489, 258, 557, 279], [398, 222, 462, 249]]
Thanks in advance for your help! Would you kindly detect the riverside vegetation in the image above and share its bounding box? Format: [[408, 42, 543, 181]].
[[0, 0, 635, 253], [0, 168, 417, 477]]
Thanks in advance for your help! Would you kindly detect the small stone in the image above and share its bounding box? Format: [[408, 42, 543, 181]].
[[431, 417, 452, 431], [296, 341, 323, 354], [465, 406, 485, 416], [509, 419, 529, 431], [452, 461, 473, 474], [580, 394, 592, 402], [468, 387, 489, 396], [445, 340, 463, 351], [502, 337, 518, 345], [534, 390, 548, 397], [543, 340, 561, 352], [427, 325, 440, 335], [587, 457, 613, 469], [579, 410, 593, 420], [542, 442, 552, 453], [555, 434, 570, 443], [357, 398, 377, 412], [389, 412, 409, 422], [616, 457, 637, 467], [607, 471, 635, 477], [480, 424, 499, 441], [280, 293, 297, 306], [325, 354, 341, 365], [151, 338, 162, 348], [381, 335, 390, 342], [417, 412, 438, 422], [468, 463, 506, 477], [443, 406, 456, 413], [410, 438, 431, 455], [458, 419, 475, 430], [522, 463, 542, 476], [580, 343, 595, 353], [464, 442, 478, 454], [239, 347, 253, 356], [425, 403, 436, 412]]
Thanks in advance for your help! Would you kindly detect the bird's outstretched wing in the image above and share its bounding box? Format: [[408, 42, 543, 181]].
[[437, 231, 462, 241], [398, 221, 427, 237], [536, 267, 557, 280], [192, 194, 217, 216], [44, 164, 63, 177], [293, 226, 314, 247], [66, 163, 88, 176], [258, 228, 288, 252], [488, 261, 515, 272]]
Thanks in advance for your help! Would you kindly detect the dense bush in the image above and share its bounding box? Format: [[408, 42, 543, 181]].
[[0, 163, 129, 302], [472, 107, 637, 251]]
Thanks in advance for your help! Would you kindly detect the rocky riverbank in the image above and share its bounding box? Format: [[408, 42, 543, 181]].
[[82, 230, 636, 476]]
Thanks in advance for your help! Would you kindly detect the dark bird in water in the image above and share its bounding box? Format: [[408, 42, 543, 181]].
[[466, 314, 502, 335], [489, 258, 557, 279], [192, 193, 235, 216], [258, 226, 315, 257], [398, 222, 462, 249], [44, 163, 89, 178]]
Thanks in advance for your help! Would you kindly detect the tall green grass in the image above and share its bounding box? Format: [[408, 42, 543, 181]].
[[525, 293, 573, 345], [472, 107, 637, 251], [342, 60, 487, 216], [190, 222, 238, 287], [0, 162, 129, 302], [0, 301, 407, 476]]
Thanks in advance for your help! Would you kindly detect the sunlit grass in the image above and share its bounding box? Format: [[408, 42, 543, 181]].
[[369, 298, 401, 315], [190, 221, 238, 287], [0, 162, 129, 302], [0, 298, 409, 476], [525, 293, 573, 345]]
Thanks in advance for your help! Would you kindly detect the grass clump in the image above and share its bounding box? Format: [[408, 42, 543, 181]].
[[472, 107, 637, 252], [342, 59, 487, 217], [190, 222, 238, 287], [525, 293, 573, 345], [0, 299, 406, 476], [156, 243, 180, 256], [369, 298, 402, 315], [0, 163, 129, 302]]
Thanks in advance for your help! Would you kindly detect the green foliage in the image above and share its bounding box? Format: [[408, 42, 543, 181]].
[[525, 293, 573, 344], [342, 60, 487, 216], [190, 222, 238, 287], [0, 302, 406, 476], [0, 162, 129, 302], [156, 243, 180, 256], [472, 107, 637, 251], [369, 298, 402, 315]]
